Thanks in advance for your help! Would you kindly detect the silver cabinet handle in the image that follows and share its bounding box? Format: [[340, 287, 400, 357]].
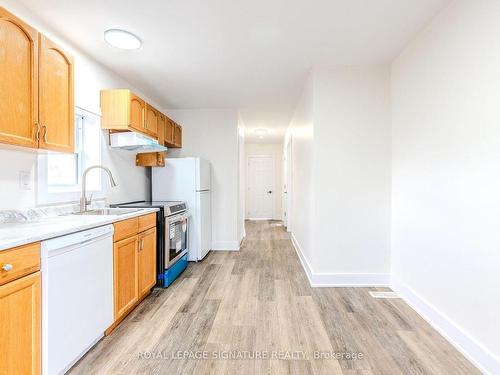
[[42, 125, 48, 143], [35, 123, 40, 141], [2, 264, 13, 272]]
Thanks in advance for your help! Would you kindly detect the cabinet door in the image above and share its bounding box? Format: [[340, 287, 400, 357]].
[[174, 124, 182, 147], [38, 34, 74, 153], [144, 104, 158, 138], [136, 152, 165, 167], [129, 93, 145, 133], [113, 236, 139, 320], [0, 272, 41, 375], [157, 114, 166, 145], [0, 8, 39, 148], [165, 119, 174, 144], [138, 227, 156, 297]]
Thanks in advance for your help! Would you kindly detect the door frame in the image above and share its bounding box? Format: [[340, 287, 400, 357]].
[[246, 155, 276, 220], [284, 136, 293, 232]]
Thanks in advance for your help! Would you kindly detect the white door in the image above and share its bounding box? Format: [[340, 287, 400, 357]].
[[247, 156, 275, 219]]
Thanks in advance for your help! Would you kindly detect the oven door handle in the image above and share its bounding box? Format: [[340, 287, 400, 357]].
[[167, 212, 189, 224]]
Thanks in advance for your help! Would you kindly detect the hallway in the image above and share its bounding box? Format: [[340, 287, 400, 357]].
[[69, 220, 477, 374]]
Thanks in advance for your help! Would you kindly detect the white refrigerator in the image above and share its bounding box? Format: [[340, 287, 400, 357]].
[[152, 157, 212, 261]]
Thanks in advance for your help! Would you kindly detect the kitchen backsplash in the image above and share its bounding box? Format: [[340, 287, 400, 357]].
[[0, 201, 106, 224]]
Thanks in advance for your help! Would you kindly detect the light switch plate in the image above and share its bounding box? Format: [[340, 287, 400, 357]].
[[19, 171, 32, 190]]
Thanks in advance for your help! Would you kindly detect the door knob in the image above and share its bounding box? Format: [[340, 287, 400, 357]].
[[267, 191, 273, 194]]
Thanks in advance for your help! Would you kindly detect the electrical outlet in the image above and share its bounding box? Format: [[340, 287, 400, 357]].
[[19, 171, 32, 190]]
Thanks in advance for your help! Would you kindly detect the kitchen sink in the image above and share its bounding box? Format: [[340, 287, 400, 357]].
[[71, 208, 142, 216]]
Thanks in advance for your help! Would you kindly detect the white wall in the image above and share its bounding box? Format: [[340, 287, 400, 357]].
[[237, 117, 246, 242], [0, 148, 38, 209], [312, 66, 392, 278], [165, 109, 240, 250], [245, 143, 283, 220], [286, 67, 392, 286], [391, 1, 500, 372], [0, 0, 165, 209], [287, 74, 315, 270]]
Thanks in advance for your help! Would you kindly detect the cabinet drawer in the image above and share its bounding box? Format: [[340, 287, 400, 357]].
[[114, 217, 139, 242], [138, 213, 156, 232], [0, 242, 40, 286]]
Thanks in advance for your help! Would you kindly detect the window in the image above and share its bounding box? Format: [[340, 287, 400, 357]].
[[37, 107, 102, 205]]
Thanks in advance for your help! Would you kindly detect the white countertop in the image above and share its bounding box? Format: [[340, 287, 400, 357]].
[[0, 208, 159, 251]]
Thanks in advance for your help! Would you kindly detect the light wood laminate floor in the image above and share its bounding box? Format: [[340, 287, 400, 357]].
[[69, 220, 479, 374]]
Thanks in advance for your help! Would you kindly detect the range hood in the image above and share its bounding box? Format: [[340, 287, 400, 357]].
[[109, 132, 168, 153]]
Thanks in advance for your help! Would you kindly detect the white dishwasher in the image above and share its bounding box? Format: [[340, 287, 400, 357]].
[[41, 224, 114, 375]]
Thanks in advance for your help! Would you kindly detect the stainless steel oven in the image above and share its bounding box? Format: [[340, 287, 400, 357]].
[[166, 211, 189, 268]]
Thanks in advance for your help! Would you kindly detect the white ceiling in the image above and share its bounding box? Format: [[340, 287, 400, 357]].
[[17, 0, 449, 143]]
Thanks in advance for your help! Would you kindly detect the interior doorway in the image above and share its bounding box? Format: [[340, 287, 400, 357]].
[[246, 155, 275, 219], [284, 137, 293, 232]]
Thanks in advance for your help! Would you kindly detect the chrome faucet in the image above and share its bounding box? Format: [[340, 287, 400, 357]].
[[80, 165, 117, 212]]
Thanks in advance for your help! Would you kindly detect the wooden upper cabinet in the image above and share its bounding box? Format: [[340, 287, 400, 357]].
[[101, 89, 160, 138], [164, 117, 182, 148], [173, 123, 182, 148], [144, 104, 158, 137], [164, 118, 174, 145], [38, 35, 74, 153], [129, 93, 145, 133], [157, 114, 166, 146], [0, 7, 39, 149], [101, 89, 182, 149]]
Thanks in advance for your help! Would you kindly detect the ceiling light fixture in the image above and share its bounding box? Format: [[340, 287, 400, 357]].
[[104, 29, 142, 50], [254, 128, 268, 139]]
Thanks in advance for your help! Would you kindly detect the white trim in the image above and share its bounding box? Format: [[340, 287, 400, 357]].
[[291, 233, 390, 287], [247, 218, 273, 221], [212, 241, 240, 251], [392, 278, 499, 375], [284, 136, 293, 232], [291, 233, 314, 285]]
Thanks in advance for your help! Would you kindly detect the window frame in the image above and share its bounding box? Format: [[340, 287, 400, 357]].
[[36, 107, 103, 205]]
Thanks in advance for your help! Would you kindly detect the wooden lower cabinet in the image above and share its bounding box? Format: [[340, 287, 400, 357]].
[[138, 227, 156, 298], [113, 236, 139, 320], [0, 271, 41, 375], [108, 214, 157, 334]]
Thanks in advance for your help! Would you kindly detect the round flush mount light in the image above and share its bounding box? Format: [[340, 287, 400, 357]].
[[104, 29, 142, 50], [254, 128, 269, 139]]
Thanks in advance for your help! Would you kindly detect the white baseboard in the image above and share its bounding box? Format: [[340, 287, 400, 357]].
[[290, 233, 390, 287], [212, 241, 240, 251], [289, 229, 497, 373], [392, 279, 499, 375], [290, 233, 315, 285]]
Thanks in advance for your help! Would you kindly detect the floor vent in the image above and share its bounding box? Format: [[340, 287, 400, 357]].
[[369, 291, 400, 299]]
